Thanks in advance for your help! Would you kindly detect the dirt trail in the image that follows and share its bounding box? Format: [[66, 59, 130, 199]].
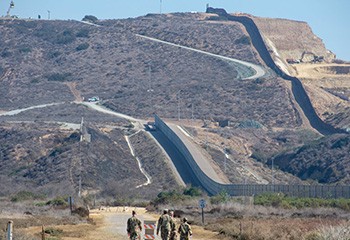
[[66, 82, 83, 102]]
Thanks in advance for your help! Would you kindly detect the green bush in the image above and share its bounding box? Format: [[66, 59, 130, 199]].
[[46, 196, 68, 207], [254, 193, 350, 210], [210, 190, 230, 204], [153, 190, 187, 205], [183, 186, 203, 197], [11, 191, 45, 202]]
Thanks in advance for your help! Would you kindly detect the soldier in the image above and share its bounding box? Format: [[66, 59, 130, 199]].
[[127, 210, 142, 240], [156, 209, 173, 240], [169, 210, 177, 240], [178, 217, 192, 240]]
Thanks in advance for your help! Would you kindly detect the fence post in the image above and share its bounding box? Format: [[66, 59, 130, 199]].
[[6, 221, 13, 240], [41, 225, 45, 240]]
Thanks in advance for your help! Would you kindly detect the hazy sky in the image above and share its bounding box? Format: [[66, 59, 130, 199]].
[[1, 0, 349, 61]]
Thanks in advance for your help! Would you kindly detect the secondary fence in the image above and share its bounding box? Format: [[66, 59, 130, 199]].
[[4, 221, 47, 240], [154, 114, 350, 198]]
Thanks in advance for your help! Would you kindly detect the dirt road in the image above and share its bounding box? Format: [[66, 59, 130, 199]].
[[23, 207, 222, 240], [88, 207, 221, 240]]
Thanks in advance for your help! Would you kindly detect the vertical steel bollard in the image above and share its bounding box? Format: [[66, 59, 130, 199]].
[[6, 221, 13, 240]]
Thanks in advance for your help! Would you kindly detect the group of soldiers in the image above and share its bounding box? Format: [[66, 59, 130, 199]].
[[127, 209, 192, 240]]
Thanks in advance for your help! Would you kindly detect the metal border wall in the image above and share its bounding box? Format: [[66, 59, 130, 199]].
[[155, 115, 350, 198]]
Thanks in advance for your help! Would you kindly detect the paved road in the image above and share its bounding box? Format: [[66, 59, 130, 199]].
[[80, 102, 143, 123], [136, 34, 266, 80], [168, 123, 229, 184], [149, 128, 205, 188], [0, 102, 63, 116]]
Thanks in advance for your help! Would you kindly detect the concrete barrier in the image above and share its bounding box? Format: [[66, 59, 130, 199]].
[[155, 114, 350, 198]]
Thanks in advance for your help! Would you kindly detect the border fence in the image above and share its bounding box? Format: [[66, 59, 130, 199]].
[[155, 114, 350, 198]]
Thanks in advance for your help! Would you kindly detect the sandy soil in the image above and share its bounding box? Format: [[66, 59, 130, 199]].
[[293, 63, 350, 79]]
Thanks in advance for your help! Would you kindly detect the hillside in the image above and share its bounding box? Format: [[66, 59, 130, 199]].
[[0, 12, 350, 198], [273, 134, 350, 184], [253, 15, 350, 131]]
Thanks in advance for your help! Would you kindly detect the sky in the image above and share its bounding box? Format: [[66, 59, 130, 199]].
[[1, 0, 349, 61]]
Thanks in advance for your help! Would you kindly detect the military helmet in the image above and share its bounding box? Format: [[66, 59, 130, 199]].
[[183, 217, 188, 222]]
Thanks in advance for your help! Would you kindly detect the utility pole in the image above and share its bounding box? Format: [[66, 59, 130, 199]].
[[224, 149, 227, 173], [160, 0, 162, 14], [271, 158, 275, 192], [147, 62, 154, 93], [78, 175, 82, 198], [6, 0, 15, 17], [47, 10, 50, 20]]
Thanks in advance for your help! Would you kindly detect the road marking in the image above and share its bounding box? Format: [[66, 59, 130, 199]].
[[177, 125, 192, 138]]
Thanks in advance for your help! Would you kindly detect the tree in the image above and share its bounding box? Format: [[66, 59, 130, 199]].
[[82, 15, 98, 23]]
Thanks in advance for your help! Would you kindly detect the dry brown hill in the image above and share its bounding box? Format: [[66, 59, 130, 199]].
[[1, 12, 350, 199]]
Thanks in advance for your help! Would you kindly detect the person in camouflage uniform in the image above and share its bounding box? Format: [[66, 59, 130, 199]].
[[178, 217, 192, 240], [156, 209, 173, 240], [169, 210, 177, 240], [127, 210, 142, 240]]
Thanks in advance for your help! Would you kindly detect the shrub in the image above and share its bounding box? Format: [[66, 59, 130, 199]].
[[76, 43, 89, 51], [46, 72, 73, 82], [44, 227, 63, 236], [254, 193, 350, 210], [48, 51, 61, 59], [234, 35, 251, 45], [210, 190, 230, 204], [183, 186, 203, 197], [76, 28, 90, 38], [317, 224, 350, 240], [238, 119, 264, 129], [153, 190, 186, 205], [11, 191, 45, 202], [72, 207, 89, 217], [55, 30, 76, 44], [46, 196, 68, 207], [19, 47, 32, 53], [1, 50, 12, 57]]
